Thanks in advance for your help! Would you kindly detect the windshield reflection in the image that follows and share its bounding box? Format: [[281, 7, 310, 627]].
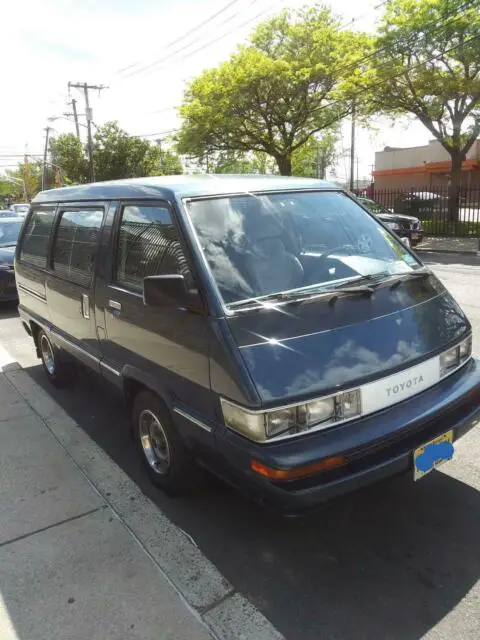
[[187, 191, 421, 306]]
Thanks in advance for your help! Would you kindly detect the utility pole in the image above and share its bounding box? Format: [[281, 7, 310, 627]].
[[155, 138, 165, 173], [41, 126, 52, 191], [349, 100, 356, 192], [68, 82, 107, 182], [23, 147, 29, 202], [70, 99, 80, 138]]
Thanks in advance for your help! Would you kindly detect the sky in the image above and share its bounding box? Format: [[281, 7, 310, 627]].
[[0, 0, 432, 183]]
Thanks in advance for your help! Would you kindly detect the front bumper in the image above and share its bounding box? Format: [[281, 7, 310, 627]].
[[398, 229, 424, 245], [214, 358, 480, 514], [0, 269, 17, 301]]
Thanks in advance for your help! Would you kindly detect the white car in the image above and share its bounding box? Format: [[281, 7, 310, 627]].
[[10, 203, 29, 217]]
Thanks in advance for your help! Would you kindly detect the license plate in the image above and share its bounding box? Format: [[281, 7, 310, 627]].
[[413, 431, 454, 481], [411, 233, 419, 239]]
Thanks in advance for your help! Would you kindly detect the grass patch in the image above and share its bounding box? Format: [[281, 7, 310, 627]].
[[420, 219, 480, 237]]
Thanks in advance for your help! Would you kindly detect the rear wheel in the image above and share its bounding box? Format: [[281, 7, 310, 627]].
[[38, 330, 75, 388], [133, 390, 197, 495]]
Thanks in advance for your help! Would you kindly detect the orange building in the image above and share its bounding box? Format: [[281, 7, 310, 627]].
[[373, 139, 480, 190]]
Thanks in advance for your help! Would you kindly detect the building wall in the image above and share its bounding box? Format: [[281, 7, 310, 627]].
[[376, 139, 480, 171], [374, 139, 480, 190]]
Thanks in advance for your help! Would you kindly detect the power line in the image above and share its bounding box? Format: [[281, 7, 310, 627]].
[[115, 0, 244, 76], [326, 0, 475, 86], [300, 32, 480, 129], [68, 82, 108, 181], [145, 3, 474, 138], [120, 0, 262, 79], [118, 0, 287, 81]]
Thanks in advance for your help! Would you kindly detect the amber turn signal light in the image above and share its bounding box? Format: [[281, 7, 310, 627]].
[[250, 456, 346, 481]]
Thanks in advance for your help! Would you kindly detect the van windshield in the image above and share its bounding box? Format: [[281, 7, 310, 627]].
[[186, 190, 422, 306]]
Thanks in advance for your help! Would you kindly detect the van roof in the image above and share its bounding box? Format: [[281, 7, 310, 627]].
[[32, 174, 338, 203]]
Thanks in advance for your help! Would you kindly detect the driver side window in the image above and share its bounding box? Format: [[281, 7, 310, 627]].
[[115, 204, 193, 292]]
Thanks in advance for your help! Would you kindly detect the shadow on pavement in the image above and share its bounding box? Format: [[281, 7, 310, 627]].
[[0, 300, 19, 320], [24, 363, 480, 640], [420, 251, 480, 267]]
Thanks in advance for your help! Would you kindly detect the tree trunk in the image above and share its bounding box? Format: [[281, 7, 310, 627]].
[[448, 152, 464, 223], [276, 155, 292, 176]]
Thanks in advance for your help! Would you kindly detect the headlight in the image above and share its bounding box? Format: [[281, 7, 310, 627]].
[[220, 388, 362, 443], [305, 397, 335, 426], [386, 222, 401, 231], [440, 336, 472, 377]]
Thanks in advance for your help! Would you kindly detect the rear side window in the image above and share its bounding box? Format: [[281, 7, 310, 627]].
[[115, 204, 192, 292], [19, 207, 56, 267], [52, 209, 104, 286]]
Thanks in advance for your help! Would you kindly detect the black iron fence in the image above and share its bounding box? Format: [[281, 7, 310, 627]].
[[365, 187, 480, 237]]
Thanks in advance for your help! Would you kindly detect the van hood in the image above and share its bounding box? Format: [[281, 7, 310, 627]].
[[226, 278, 470, 406]]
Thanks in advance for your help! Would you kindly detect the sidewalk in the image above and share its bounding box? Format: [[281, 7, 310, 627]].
[[417, 235, 479, 254], [0, 355, 283, 640]]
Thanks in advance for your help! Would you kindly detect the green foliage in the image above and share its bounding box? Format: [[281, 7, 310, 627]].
[[50, 134, 88, 185], [93, 122, 168, 181], [291, 128, 338, 178], [370, 0, 480, 216], [47, 122, 183, 187], [177, 4, 370, 175], [4, 162, 41, 201]]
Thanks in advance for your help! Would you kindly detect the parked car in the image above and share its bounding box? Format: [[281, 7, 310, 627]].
[[393, 191, 448, 218], [0, 209, 22, 218], [10, 203, 30, 217], [15, 176, 479, 514], [357, 197, 424, 247], [0, 217, 23, 301]]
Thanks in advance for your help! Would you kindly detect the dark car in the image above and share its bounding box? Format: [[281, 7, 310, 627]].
[[357, 197, 424, 248], [14, 176, 479, 515], [0, 217, 23, 301], [393, 191, 448, 219]]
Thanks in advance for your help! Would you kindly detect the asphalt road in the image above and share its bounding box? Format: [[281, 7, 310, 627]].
[[1, 252, 479, 640]]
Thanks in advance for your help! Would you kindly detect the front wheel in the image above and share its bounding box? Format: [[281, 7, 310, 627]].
[[133, 390, 197, 495], [38, 330, 75, 388]]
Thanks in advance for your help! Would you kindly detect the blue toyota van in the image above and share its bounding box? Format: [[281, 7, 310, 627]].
[[15, 176, 480, 513]]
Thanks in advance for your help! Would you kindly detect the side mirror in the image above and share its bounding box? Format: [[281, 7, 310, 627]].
[[401, 237, 411, 248], [143, 275, 203, 312]]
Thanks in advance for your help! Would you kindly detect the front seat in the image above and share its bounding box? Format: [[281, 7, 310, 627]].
[[236, 198, 304, 296]]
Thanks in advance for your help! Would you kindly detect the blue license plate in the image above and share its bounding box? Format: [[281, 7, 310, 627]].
[[413, 431, 454, 481]]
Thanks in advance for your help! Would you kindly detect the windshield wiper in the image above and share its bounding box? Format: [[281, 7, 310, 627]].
[[229, 284, 374, 310], [372, 268, 431, 290]]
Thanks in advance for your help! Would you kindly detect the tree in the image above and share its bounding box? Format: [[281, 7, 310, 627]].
[[5, 162, 41, 201], [371, 0, 480, 219], [48, 122, 183, 186], [50, 134, 88, 185], [177, 5, 370, 175], [93, 122, 163, 181], [291, 128, 338, 178]]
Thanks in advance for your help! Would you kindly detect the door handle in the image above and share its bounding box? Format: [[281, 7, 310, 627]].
[[81, 294, 90, 319], [107, 299, 122, 312]]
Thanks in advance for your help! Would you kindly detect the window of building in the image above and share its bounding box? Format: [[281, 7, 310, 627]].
[[115, 205, 192, 292], [19, 207, 56, 267], [52, 209, 104, 286]]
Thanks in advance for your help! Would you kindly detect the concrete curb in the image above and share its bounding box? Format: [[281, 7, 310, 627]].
[[5, 367, 284, 640], [416, 248, 480, 256]]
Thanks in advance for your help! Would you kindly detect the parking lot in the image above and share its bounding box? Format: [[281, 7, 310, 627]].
[[1, 252, 479, 640]]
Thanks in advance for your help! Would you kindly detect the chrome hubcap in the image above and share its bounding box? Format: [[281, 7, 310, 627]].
[[40, 335, 55, 375], [139, 409, 171, 475]]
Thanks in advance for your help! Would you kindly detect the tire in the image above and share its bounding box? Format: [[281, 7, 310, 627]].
[[38, 330, 76, 388], [132, 390, 197, 495]]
